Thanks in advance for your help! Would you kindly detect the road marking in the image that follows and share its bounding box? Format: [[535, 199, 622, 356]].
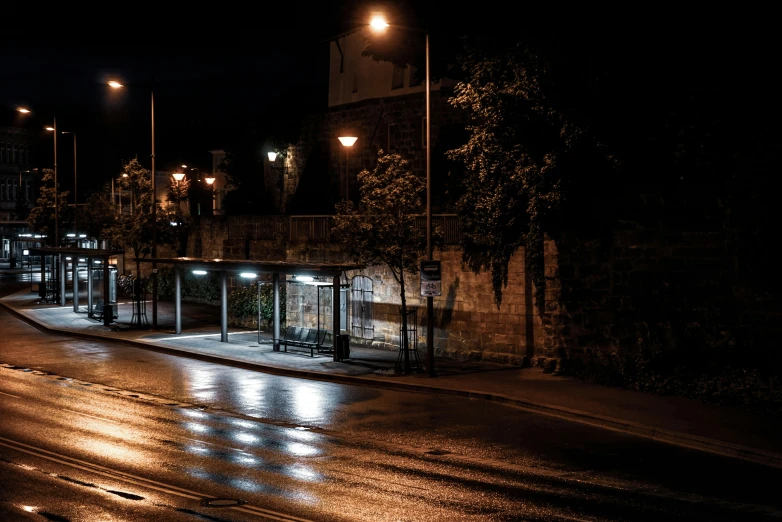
[[66, 409, 121, 424], [0, 436, 312, 521], [0, 390, 21, 399]]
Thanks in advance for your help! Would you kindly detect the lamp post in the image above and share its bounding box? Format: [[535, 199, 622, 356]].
[[205, 175, 216, 214], [108, 80, 158, 328], [44, 119, 59, 248], [370, 16, 435, 376], [337, 136, 357, 200], [61, 131, 77, 205]]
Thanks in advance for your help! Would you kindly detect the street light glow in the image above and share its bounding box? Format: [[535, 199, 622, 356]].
[[240, 272, 258, 279], [181, 164, 188, 168], [17, 108, 30, 114], [172, 172, 186, 182], [338, 136, 358, 147], [267, 152, 277, 162], [45, 126, 55, 131], [205, 176, 216, 185], [370, 15, 389, 31], [108, 80, 123, 89]]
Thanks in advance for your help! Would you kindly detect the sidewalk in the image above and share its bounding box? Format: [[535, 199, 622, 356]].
[[2, 286, 782, 469]]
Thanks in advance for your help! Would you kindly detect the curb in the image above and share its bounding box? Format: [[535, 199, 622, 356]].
[[3, 297, 782, 470]]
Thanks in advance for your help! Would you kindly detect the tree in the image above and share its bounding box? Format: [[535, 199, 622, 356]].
[[165, 176, 191, 256], [331, 152, 426, 374], [27, 169, 71, 246], [103, 158, 167, 277], [447, 44, 614, 311], [74, 190, 116, 242]]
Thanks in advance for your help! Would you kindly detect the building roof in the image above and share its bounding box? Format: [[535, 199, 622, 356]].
[[135, 257, 363, 277], [29, 247, 124, 258]]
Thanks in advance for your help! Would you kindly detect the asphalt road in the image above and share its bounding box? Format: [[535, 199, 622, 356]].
[[1, 275, 782, 521]]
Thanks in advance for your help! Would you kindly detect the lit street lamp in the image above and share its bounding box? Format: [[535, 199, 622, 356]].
[[205, 175, 216, 214], [18, 108, 59, 247], [370, 15, 435, 376], [108, 79, 159, 328], [337, 136, 357, 201]]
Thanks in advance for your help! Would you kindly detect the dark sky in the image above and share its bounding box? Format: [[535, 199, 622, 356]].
[[0, 2, 380, 196], [2, 4, 775, 199]]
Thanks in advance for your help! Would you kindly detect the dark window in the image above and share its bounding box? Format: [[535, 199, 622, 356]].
[[391, 64, 405, 89]]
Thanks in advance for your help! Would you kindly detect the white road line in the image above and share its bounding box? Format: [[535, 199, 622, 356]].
[[0, 390, 21, 399], [0, 435, 313, 521]]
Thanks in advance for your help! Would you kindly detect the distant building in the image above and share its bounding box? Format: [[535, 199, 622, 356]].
[[1, 127, 37, 265]]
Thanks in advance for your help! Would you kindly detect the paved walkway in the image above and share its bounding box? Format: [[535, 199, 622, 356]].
[[2, 286, 781, 469]]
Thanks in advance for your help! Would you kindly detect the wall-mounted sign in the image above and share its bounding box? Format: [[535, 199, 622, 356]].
[[420, 260, 442, 297]]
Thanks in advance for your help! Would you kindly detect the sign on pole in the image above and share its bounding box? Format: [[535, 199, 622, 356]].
[[420, 260, 442, 297]]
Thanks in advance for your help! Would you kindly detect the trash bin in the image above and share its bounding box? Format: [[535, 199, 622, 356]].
[[338, 333, 350, 360]]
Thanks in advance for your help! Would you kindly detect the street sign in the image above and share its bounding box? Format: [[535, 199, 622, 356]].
[[420, 260, 442, 297]]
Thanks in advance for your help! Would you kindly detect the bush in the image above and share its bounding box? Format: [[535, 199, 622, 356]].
[[228, 281, 286, 330], [156, 266, 220, 302], [560, 321, 782, 414]]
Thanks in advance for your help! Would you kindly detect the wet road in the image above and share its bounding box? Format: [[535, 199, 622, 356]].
[[1, 276, 782, 521]]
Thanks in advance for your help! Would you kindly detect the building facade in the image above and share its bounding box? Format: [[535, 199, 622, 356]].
[[1, 127, 37, 265]]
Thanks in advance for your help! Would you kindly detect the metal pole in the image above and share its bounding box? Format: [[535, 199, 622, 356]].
[[273, 273, 280, 352], [332, 275, 340, 362], [151, 91, 158, 329], [220, 270, 228, 342], [257, 280, 261, 344], [54, 117, 58, 248], [73, 133, 77, 205], [425, 32, 435, 377], [174, 267, 181, 334], [73, 259, 79, 312]]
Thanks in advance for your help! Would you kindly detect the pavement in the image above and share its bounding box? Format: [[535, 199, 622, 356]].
[[2, 283, 782, 470]]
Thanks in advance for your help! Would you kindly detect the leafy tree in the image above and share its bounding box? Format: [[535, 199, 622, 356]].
[[74, 190, 116, 242], [103, 157, 168, 276], [165, 176, 191, 255], [27, 169, 71, 246], [331, 152, 427, 374], [447, 44, 614, 311]]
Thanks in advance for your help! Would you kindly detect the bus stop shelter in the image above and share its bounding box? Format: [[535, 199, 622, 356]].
[[138, 257, 362, 362], [29, 247, 124, 326]]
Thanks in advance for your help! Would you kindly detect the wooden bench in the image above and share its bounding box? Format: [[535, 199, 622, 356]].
[[282, 327, 332, 357]]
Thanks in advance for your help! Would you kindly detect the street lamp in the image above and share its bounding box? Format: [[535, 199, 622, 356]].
[[337, 136, 357, 200], [205, 175, 216, 213], [18, 107, 59, 247], [108, 79, 159, 328], [370, 15, 435, 376], [42, 116, 60, 248], [61, 131, 77, 205]]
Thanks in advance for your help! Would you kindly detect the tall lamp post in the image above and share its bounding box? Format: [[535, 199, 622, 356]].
[[19, 108, 59, 247], [61, 131, 77, 205], [44, 119, 60, 248], [205, 175, 216, 214], [337, 137, 357, 200], [108, 80, 158, 328], [369, 16, 435, 376]]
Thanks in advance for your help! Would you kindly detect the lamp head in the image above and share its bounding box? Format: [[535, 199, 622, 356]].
[[338, 136, 358, 147], [267, 152, 277, 162], [108, 80, 123, 89], [17, 107, 30, 114], [205, 176, 216, 185], [172, 172, 186, 182], [369, 15, 389, 32]]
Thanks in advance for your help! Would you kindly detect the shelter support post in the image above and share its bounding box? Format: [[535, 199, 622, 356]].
[[273, 272, 280, 351], [174, 267, 182, 335], [220, 270, 228, 342]]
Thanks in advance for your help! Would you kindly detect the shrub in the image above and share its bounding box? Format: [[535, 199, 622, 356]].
[[228, 281, 286, 330]]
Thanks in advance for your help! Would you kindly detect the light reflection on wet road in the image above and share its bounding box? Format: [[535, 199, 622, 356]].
[[2, 280, 782, 520]]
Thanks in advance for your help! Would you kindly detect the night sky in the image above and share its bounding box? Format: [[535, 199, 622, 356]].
[[1, 5, 776, 200]]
